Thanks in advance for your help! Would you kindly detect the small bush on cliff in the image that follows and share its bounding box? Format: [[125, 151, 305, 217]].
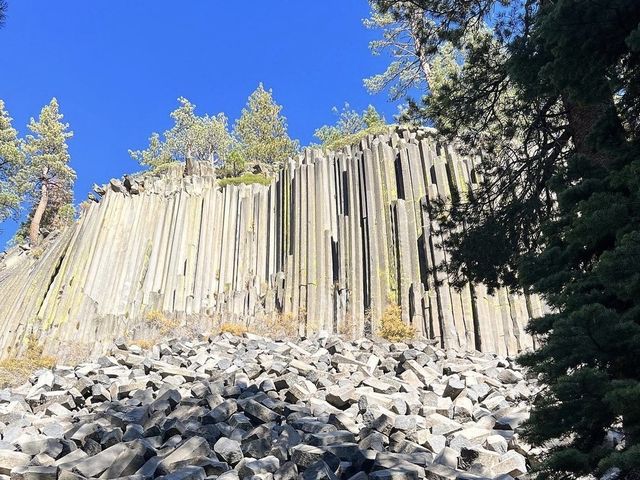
[[314, 103, 388, 150], [0, 334, 55, 387], [217, 173, 271, 188], [377, 304, 415, 342], [144, 309, 180, 335]]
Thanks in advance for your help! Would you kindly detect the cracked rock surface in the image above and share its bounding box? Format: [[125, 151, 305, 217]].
[[0, 333, 542, 479]]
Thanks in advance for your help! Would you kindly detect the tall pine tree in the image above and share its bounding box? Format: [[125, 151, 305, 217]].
[[369, 0, 640, 477], [130, 97, 232, 175], [23, 98, 75, 245], [233, 84, 298, 174], [0, 100, 26, 230]]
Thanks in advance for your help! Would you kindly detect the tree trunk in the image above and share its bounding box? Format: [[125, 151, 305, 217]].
[[29, 175, 49, 246], [409, 8, 432, 87], [184, 146, 194, 176]]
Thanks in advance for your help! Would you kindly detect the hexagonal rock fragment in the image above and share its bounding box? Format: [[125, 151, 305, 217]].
[[442, 377, 465, 400], [497, 369, 522, 384], [71, 443, 129, 478], [325, 386, 356, 409], [493, 450, 528, 477], [484, 434, 509, 454], [238, 455, 280, 477], [159, 436, 212, 474], [291, 445, 339, 470], [241, 399, 279, 423], [9, 465, 58, 480], [371, 413, 396, 436], [214, 437, 243, 465], [101, 439, 155, 478], [459, 446, 502, 470]]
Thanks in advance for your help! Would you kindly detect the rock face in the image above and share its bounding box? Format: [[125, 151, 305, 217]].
[[0, 128, 545, 359], [0, 332, 541, 479]]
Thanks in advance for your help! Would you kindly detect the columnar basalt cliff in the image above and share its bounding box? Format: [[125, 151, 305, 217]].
[[0, 129, 545, 358]]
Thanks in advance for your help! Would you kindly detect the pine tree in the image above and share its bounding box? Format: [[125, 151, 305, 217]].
[[363, 2, 435, 99], [314, 103, 386, 148], [233, 84, 298, 174], [130, 97, 232, 175], [23, 98, 75, 245], [368, 0, 640, 477], [0, 100, 27, 230]]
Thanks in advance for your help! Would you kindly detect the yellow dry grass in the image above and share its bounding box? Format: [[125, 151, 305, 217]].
[[377, 304, 416, 342], [144, 309, 180, 335], [0, 334, 56, 388], [130, 338, 155, 350], [219, 322, 248, 336]]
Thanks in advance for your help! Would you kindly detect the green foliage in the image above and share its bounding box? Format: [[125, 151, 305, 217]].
[[0, 100, 27, 230], [130, 97, 232, 171], [217, 149, 246, 178], [369, 0, 640, 477], [217, 173, 271, 188], [363, 4, 434, 100], [233, 84, 298, 175], [314, 103, 387, 150], [22, 98, 75, 242]]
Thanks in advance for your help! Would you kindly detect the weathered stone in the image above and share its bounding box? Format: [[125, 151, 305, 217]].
[[493, 450, 527, 477], [213, 438, 243, 465], [0, 451, 30, 475], [237, 455, 280, 477], [8, 465, 58, 480]]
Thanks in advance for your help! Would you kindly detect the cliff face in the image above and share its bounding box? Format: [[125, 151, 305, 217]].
[[0, 129, 544, 358]]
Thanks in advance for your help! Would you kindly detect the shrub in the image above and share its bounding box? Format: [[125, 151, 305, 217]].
[[377, 304, 416, 342], [217, 173, 271, 188], [323, 125, 389, 151], [266, 311, 299, 339], [219, 322, 248, 336], [131, 339, 154, 350], [0, 334, 56, 387], [144, 309, 180, 335]]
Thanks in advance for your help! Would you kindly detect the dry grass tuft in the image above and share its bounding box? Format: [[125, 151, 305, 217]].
[[219, 322, 248, 336], [0, 334, 56, 388], [145, 309, 180, 335], [265, 312, 299, 339], [377, 304, 416, 342], [130, 339, 155, 350]]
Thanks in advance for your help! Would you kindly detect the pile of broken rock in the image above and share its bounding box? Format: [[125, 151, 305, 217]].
[[0, 333, 541, 480]]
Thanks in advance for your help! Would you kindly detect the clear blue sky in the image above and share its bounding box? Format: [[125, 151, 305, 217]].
[[0, 1, 403, 247]]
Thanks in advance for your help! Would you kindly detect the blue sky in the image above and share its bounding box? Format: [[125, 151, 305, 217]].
[[0, 1, 405, 247]]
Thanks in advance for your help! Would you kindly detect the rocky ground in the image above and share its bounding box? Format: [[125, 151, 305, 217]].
[[0, 333, 542, 480]]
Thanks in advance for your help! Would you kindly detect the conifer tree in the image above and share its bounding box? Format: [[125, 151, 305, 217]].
[[233, 84, 298, 174], [368, 0, 640, 477], [23, 98, 75, 245], [0, 100, 26, 230], [130, 97, 232, 175], [314, 103, 386, 148], [363, 1, 438, 99]]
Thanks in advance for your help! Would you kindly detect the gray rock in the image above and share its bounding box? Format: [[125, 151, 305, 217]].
[[214, 437, 243, 465]]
